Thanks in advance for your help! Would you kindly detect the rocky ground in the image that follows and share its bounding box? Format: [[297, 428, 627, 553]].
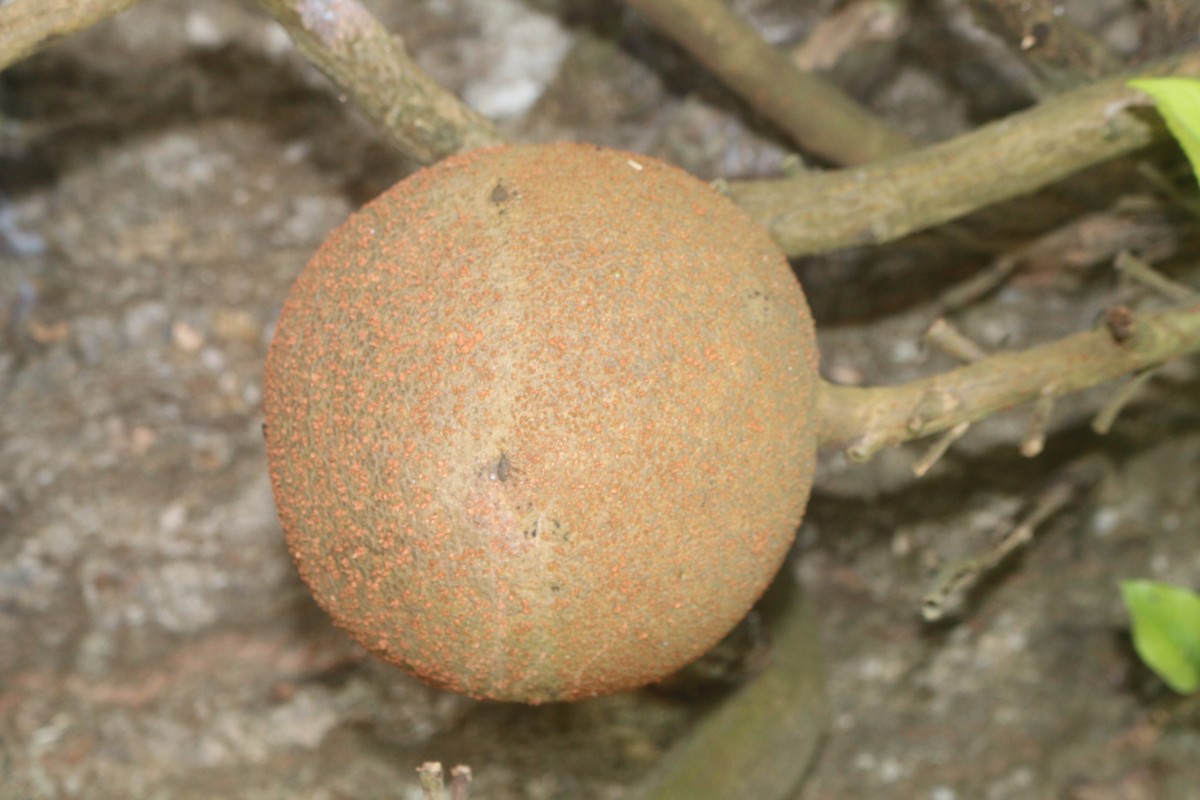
[[1, 0, 1199, 797]]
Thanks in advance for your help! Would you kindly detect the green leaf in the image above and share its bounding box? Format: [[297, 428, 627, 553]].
[[1128, 78, 1200, 186], [1121, 579, 1200, 694]]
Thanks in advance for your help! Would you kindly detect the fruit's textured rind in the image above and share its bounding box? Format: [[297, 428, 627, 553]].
[[263, 142, 819, 703]]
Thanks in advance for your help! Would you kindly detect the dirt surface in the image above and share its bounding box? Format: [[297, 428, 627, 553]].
[[1, 0, 1199, 798]]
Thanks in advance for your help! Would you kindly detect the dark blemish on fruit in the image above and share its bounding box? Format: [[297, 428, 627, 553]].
[[490, 180, 511, 205], [744, 288, 772, 322], [492, 452, 511, 482]]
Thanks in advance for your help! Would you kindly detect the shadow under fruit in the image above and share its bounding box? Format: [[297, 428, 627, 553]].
[[262, 141, 820, 703]]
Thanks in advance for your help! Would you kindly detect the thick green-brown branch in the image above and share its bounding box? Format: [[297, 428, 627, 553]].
[[0, 0, 144, 71], [624, 0, 913, 165], [253, 0, 505, 165], [818, 301, 1200, 461], [729, 49, 1200, 257]]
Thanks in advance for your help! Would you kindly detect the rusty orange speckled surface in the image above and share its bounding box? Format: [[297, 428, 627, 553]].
[[262, 142, 820, 703]]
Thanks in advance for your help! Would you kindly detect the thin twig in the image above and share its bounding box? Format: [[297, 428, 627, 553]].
[[623, 0, 913, 165], [932, 256, 1021, 316], [417, 762, 446, 800], [920, 457, 1101, 621], [1135, 161, 1200, 221], [1115, 250, 1200, 302], [0, 0, 145, 71], [448, 765, 472, 800], [252, 0, 505, 166], [1091, 367, 1160, 434], [819, 301, 1200, 460], [1020, 384, 1059, 457], [727, 49, 1200, 257], [912, 422, 971, 477], [923, 318, 989, 363], [962, 0, 1122, 94]]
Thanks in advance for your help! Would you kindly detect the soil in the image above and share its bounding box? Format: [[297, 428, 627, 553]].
[[1, 0, 1198, 798]]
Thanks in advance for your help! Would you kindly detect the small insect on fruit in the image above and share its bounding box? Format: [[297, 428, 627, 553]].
[[263, 142, 821, 703]]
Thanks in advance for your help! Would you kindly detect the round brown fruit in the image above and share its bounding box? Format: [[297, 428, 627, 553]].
[[263, 142, 819, 703]]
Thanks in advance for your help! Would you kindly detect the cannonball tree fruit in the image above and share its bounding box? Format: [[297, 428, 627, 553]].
[[262, 141, 820, 703]]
